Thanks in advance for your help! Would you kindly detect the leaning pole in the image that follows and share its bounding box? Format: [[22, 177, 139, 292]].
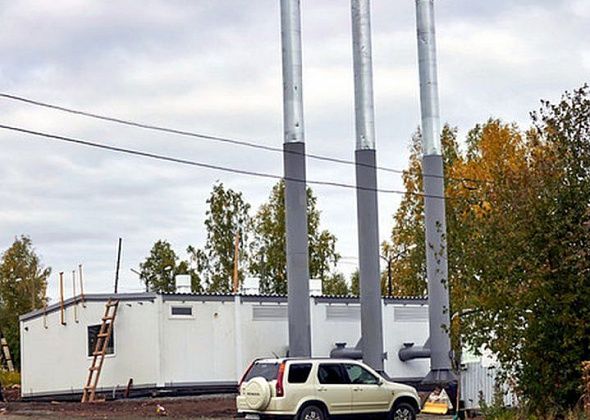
[[351, 0, 384, 371], [415, 0, 456, 384], [280, 0, 311, 357]]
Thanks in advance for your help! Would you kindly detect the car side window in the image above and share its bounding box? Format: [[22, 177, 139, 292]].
[[344, 364, 380, 385], [288, 363, 313, 384], [318, 364, 349, 385]]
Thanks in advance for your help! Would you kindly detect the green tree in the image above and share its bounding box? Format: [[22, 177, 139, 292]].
[[190, 182, 251, 293], [0, 236, 50, 367], [388, 86, 590, 412], [322, 272, 349, 296], [386, 126, 462, 297], [250, 180, 341, 294], [140, 240, 200, 293], [350, 269, 360, 296]]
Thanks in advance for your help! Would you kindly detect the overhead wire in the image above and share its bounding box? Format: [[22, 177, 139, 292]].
[[0, 93, 489, 185], [0, 123, 457, 200]]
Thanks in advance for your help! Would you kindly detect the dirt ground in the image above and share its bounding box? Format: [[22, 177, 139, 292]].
[[0, 391, 236, 418], [0, 390, 463, 419]]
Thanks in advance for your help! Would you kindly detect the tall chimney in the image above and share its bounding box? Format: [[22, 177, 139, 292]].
[[415, 0, 456, 384], [351, 0, 384, 371], [280, 0, 311, 357]]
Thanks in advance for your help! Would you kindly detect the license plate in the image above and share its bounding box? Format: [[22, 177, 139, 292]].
[[245, 415, 260, 420]]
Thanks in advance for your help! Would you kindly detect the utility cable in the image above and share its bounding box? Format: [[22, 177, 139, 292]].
[[0, 93, 488, 184], [0, 123, 455, 200]]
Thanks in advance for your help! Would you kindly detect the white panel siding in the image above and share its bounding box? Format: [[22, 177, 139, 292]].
[[21, 296, 432, 397], [21, 298, 159, 397], [160, 300, 236, 384]]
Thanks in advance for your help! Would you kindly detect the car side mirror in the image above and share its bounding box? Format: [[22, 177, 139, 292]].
[[378, 378, 384, 386]]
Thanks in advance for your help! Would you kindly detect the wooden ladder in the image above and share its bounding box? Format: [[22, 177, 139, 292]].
[[81, 298, 119, 403], [0, 332, 14, 372]]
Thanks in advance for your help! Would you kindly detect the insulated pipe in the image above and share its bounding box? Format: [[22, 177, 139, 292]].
[[330, 342, 363, 360], [352, 0, 376, 151], [352, 0, 384, 371], [280, 0, 311, 357], [416, 0, 441, 156], [398, 340, 431, 362], [415, 0, 455, 384]]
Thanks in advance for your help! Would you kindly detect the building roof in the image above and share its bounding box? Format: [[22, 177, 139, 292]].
[[20, 292, 428, 322]]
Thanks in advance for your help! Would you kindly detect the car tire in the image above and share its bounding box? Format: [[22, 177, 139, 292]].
[[389, 401, 416, 420], [297, 404, 328, 420]]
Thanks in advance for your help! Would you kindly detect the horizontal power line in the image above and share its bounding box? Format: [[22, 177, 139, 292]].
[[0, 93, 488, 185], [0, 124, 455, 200]]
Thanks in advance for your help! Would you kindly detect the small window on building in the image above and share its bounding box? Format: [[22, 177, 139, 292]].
[[288, 363, 312, 384], [171, 306, 193, 316], [87, 325, 114, 357]]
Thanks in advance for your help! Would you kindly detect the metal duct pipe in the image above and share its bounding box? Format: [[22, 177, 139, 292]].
[[280, 0, 311, 357], [351, 0, 384, 372], [330, 342, 363, 360], [398, 340, 431, 362], [415, 0, 455, 384]]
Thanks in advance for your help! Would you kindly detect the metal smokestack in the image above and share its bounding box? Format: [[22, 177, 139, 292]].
[[415, 0, 456, 384], [351, 0, 384, 371], [280, 0, 311, 357]]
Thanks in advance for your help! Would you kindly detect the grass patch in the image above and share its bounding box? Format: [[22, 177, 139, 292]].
[[0, 370, 20, 387]]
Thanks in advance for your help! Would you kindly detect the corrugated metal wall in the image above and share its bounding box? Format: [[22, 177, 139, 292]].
[[460, 362, 518, 410]]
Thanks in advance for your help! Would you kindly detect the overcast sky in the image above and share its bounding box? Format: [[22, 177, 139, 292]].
[[1, 0, 589, 300]]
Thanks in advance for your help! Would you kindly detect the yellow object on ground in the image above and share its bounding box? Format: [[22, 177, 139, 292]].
[[422, 401, 449, 415]]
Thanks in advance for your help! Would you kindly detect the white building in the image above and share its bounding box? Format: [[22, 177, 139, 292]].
[[20, 291, 430, 400]]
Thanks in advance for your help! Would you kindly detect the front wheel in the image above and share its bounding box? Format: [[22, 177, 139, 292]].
[[297, 404, 328, 420], [389, 402, 416, 420]]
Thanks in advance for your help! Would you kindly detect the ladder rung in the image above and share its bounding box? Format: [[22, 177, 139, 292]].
[[106, 302, 118, 307], [89, 366, 100, 371], [97, 333, 109, 338], [92, 351, 105, 356], [102, 316, 114, 321]]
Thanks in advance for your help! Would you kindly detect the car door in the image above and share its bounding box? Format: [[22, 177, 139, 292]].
[[316, 363, 352, 414], [343, 363, 391, 414]]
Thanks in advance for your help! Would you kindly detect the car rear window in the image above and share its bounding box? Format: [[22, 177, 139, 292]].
[[288, 363, 312, 384], [244, 362, 280, 382]]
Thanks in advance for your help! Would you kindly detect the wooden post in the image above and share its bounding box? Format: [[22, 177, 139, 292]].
[[232, 231, 240, 294], [59, 272, 66, 325], [43, 276, 48, 329], [79, 264, 86, 307], [72, 270, 78, 323], [31, 276, 36, 310]]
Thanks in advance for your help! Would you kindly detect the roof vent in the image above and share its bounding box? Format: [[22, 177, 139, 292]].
[[241, 277, 260, 295], [309, 279, 322, 296], [175, 275, 191, 294]]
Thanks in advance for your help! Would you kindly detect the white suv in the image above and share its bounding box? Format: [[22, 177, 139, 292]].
[[236, 358, 420, 420]]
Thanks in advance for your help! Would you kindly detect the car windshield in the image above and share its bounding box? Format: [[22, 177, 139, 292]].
[[244, 362, 280, 382]]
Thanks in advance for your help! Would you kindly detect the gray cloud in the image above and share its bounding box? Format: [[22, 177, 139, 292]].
[[0, 0, 587, 299]]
